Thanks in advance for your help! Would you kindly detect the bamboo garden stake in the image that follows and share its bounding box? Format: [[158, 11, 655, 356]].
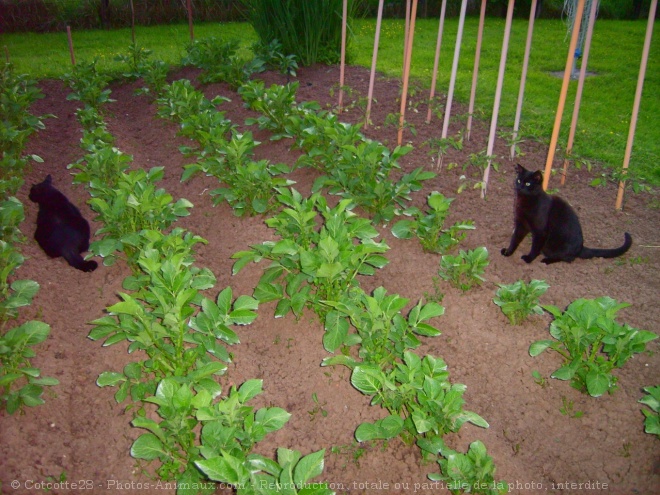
[[481, 0, 515, 198], [426, 0, 447, 124], [616, 0, 657, 210], [466, 0, 487, 141], [365, 0, 385, 127], [561, 0, 598, 184], [397, 0, 418, 146], [542, 0, 585, 190], [510, 0, 537, 159]]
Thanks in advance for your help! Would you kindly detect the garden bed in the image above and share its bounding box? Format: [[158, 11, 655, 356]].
[[2, 64, 658, 494]]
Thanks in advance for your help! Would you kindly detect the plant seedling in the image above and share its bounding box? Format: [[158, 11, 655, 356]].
[[493, 279, 549, 325], [438, 247, 489, 292]]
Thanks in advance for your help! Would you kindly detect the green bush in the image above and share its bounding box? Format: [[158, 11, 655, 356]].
[[240, 0, 358, 65]]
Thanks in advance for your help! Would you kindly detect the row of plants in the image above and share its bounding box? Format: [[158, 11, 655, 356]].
[[61, 58, 332, 495], [151, 43, 511, 492], [0, 63, 59, 414], [102, 39, 508, 493]]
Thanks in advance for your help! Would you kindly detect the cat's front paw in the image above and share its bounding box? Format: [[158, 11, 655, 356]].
[[501, 248, 511, 257], [521, 255, 534, 264]]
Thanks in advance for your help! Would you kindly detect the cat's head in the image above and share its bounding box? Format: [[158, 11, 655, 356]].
[[514, 164, 543, 196], [28, 174, 54, 203]]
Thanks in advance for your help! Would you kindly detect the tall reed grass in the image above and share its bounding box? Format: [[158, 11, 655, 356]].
[[240, 0, 358, 65]]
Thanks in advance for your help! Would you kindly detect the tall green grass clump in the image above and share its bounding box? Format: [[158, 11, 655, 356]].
[[240, 0, 358, 65]]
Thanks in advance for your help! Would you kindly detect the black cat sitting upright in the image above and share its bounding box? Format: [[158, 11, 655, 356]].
[[29, 174, 98, 272], [501, 164, 632, 264]]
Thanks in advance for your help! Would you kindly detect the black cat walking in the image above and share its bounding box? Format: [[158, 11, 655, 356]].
[[29, 175, 98, 272], [501, 164, 632, 264]]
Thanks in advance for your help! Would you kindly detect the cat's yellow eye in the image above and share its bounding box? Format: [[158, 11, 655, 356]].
[[525, 182, 531, 186]]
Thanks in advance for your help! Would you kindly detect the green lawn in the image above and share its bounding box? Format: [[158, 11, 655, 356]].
[[2, 18, 658, 184]]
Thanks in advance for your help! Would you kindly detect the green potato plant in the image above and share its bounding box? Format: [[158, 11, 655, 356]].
[[392, 191, 475, 254], [438, 247, 489, 292], [493, 279, 549, 325], [232, 189, 389, 321], [530, 297, 658, 397]]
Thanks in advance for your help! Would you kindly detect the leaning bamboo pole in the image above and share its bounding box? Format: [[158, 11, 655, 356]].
[[338, 0, 348, 111], [441, 0, 468, 139], [542, 0, 585, 191], [560, 0, 598, 184], [466, 0, 487, 140], [425, 0, 448, 124], [365, 0, 385, 127], [67, 26, 75, 66], [397, 0, 418, 146], [510, 0, 537, 159], [481, 0, 515, 198], [616, 0, 657, 210], [187, 0, 194, 41]]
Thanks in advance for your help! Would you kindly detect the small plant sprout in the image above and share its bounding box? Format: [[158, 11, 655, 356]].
[[308, 392, 328, 420], [560, 396, 584, 419], [493, 279, 549, 325], [530, 297, 658, 397], [438, 247, 489, 292], [639, 386, 660, 438]]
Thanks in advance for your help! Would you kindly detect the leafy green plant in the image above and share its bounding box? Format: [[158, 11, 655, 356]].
[[211, 159, 294, 216], [232, 189, 389, 321], [252, 38, 299, 78], [493, 280, 549, 325], [0, 320, 59, 414], [157, 79, 228, 123], [639, 386, 660, 437], [86, 167, 193, 266], [438, 247, 489, 292], [311, 141, 434, 224], [62, 59, 114, 110], [530, 297, 658, 397], [91, 233, 257, 402], [425, 132, 463, 168], [419, 437, 508, 495], [392, 191, 474, 254]]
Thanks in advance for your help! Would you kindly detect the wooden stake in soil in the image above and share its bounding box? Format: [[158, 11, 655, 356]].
[[338, 0, 348, 112], [397, 0, 418, 146], [67, 26, 76, 66], [441, 0, 467, 139], [365, 0, 385, 128], [481, 0, 515, 199], [130, 0, 135, 44], [616, 0, 657, 210], [187, 0, 194, 41], [542, 0, 585, 191], [425, 0, 447, 124], [560, 0, 598, 184], [466, 0, 487, 140], [510, 0, 537, 159]]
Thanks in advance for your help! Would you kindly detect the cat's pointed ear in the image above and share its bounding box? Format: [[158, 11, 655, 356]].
[[515, 164, 525, 175], [532, 171, 543, 184], [45, 174, 53, 184]]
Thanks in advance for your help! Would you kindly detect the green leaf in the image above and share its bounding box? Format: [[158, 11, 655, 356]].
[[586, 371, 611, 397], [238, 379, 263, 402], [256, 407, 291, 433], [97, 372, 126, 387], [351, 366, 383, 395], [195, 452, 250, 485], [130, 433, 166, 460], [529, 340, 554, 356], [293, 449, 325, 486]]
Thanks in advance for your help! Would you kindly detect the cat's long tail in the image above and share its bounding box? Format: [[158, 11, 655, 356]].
[[579, 232, 632, 260], [64, 251, 98, 272]]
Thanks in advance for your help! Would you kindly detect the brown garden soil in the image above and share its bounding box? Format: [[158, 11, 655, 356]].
[[1, 64, 659, 495]]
